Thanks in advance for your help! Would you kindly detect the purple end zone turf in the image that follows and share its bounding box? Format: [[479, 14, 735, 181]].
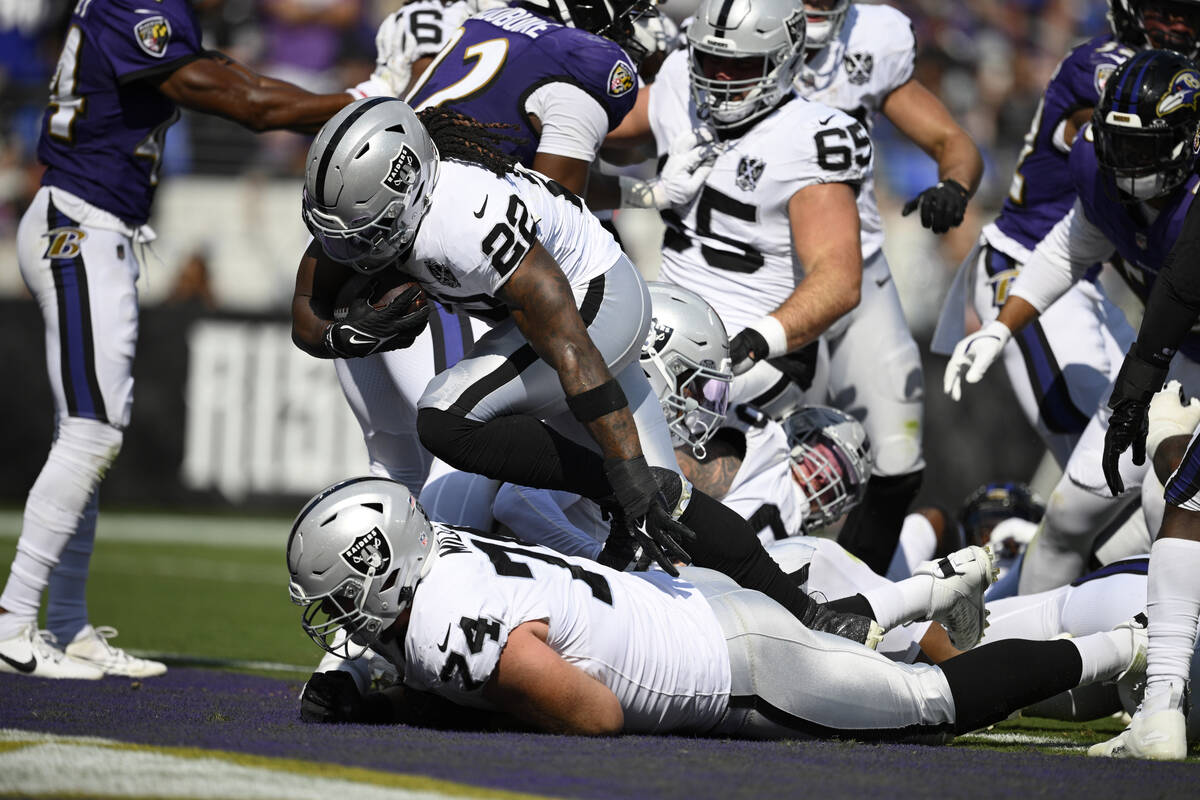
[[1, 669, 1197, 799]]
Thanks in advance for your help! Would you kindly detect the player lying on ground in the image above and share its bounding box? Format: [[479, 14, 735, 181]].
[[287, 477, 1145, 741], [293, 98, 877, 641]]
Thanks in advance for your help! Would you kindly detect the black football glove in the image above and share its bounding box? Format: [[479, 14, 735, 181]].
[[324, 284, 431, 358], [603, 456, 696, 576], [901, 179, 969, 234], [729, 327, 769, 376], [1103, 348, 1168, 496], [767, 341, 821, 392], [300, 670, 365, 723]]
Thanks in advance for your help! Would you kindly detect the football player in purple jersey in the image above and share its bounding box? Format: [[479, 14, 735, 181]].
[[0, 0, 357, 680], [944, 51, 1200, 759], [406, 0, 660, 196], [942, 3, 1200, 602]]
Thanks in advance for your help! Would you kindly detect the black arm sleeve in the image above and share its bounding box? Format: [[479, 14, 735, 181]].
[[1133, 197, 1200, 368]]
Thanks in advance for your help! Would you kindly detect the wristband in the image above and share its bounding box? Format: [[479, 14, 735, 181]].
[[346, 75, 396, 100], [566, 379, 629, 423], [747, 315, 788, 361]]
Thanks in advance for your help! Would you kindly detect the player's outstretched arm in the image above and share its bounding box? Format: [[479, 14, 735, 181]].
[[156, 52, 352, 133], [883, 78, 983, 234], [482, 621, 623, 735]]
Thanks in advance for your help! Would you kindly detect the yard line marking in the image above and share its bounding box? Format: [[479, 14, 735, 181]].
[[0, 511, 286, 549], [0, 729, 557, 800]]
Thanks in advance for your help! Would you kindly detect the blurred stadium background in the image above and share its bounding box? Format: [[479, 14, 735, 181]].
[[0, 0, 1142, 513]]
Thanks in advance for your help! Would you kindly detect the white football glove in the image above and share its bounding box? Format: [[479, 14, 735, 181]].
[[943, 320, 1012, 401], [620, 128, 720, 209], [1146, 380, 1200, 460], [372, 11, 415, 97]]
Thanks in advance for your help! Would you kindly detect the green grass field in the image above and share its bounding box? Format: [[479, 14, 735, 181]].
[[0, 509, 315, 673]]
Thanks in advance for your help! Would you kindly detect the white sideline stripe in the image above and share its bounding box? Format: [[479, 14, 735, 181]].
[[963, 730, 1089, 749], [0, 730, 485, 799], [0, 510, 287, 549], [126, 653, 313, 674]]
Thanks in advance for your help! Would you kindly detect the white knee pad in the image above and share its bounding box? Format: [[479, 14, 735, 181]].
[[28, 417, 123, 519]]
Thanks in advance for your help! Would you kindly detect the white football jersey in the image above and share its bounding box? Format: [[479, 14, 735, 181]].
[[712, 405, 809, 546], [403, 160, 621, 321], [393, 0, 472, 63], [649, 49, 872, 335], [796, 3, 917, 261], [404, 524, 732, 732]]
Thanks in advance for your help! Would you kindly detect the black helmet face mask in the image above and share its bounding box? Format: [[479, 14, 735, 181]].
[[1095, 51, 1200, 201]]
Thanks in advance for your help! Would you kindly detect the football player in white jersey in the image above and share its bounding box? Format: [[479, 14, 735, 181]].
[[288, 477, 1147, 742], [293, 99, 879, 641], [599, 0, 966, 577], [791, 0, 983, 576]]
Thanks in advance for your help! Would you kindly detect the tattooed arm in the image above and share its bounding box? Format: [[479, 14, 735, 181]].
[[674, 437, 743, 500], [498, 242, 643, 462]]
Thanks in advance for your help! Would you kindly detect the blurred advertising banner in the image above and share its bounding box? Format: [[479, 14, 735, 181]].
[[1, 301, 368, 511]]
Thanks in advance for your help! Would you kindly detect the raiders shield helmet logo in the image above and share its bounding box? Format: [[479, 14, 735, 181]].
[[341, 528, 392, 576], [642, 319, 674, 357], [381, 144, 420, 194], [426, 259, 460, 288], [608, 61, 635, 97], [736, 157, 765, 192], [844, 51, 874, 86], [134, 16, 172, 58]]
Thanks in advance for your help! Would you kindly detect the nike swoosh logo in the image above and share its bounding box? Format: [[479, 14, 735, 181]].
[[0, 652, 36, 674], [875, 275, 891, 288], [436, 625, 451, 652], [348, 334, 377, 345], [819, 115, 835, 125], [473, 197, 489, 218]]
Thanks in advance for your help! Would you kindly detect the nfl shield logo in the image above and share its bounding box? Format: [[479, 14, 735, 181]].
[[341, 528, 393, 576], [608, 61, 635, 97], [844, 52, 873, 86], [134, 16, 172, 58], [736, 157, 765, 192]]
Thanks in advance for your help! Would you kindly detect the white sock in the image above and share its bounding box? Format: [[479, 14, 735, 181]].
[[0, 418, 120, 641], [1071, 629, 1133, 684], [1144, 537, 1200, 699], [885, 513, 937, 580], [861, 574, 933, 631], [46, 492, 98, 645]]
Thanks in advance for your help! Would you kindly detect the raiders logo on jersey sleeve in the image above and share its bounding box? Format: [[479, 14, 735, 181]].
[[844, 51, 873, 85]]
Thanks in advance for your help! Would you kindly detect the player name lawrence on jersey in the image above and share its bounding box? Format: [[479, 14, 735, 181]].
[[403, 524, 731, 731], [400, 160, 622, 321], [649, 50, 871, 335]]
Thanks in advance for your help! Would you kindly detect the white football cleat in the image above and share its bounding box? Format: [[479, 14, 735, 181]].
[[0, 622, 103, 679], [914, 544, 998, 650], [64, 625, 167, 678], [1089, 682, 1189, 760]]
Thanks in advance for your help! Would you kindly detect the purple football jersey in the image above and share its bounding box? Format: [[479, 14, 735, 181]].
[[408, 6, 638, 167], [1070, 128, 1200, 360], [993, 35, 1135, 251], [38, 0, 204, 226]]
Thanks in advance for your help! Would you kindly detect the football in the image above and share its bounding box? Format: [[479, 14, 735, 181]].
[[332, 271, 427, 322]]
